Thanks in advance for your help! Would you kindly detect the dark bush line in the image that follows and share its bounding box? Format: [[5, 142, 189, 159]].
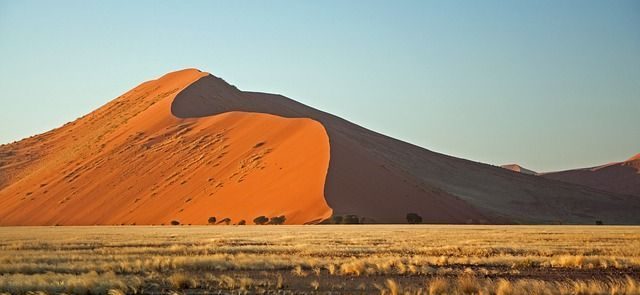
[[253, 215, 286, 225], [328, 215, 361, 224], [324, 213, 425, 224], [253, 216, 269, 225]]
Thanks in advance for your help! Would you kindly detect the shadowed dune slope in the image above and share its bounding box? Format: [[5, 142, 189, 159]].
[[542, 155, 640, 198], [170, 74, 640, 224], [0, 69, 332, 225]]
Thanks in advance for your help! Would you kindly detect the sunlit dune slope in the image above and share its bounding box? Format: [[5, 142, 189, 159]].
[[0, 69, 331, 225]]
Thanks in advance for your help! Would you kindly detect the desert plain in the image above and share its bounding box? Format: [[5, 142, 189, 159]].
[[1, 225, 640, 294]]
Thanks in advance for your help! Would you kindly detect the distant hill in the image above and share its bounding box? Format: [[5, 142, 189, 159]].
[[541, 154, 640, 198]]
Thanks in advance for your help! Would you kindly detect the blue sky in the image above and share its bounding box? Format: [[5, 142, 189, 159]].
[[0, 0, 638, 172]]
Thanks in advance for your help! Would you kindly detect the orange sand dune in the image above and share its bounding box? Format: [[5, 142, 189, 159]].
[[0, 69, 331, 225], [2, 68, 640, 225]]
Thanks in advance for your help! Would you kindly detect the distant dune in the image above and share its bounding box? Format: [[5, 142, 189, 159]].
[[541, 154, 640, 198], [1, 69, 639, 225], [500, 164, 537, 175]]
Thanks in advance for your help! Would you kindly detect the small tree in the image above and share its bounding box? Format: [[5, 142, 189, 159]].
[[207, 216, 217, 224], [237, 219, 246, 225], [330, 215, 343, 224], [253, 216, 269, 225], [406, 213, 423, 224], [268, 215, 286, 225], [218, 218, 231, 225], [595, 220, 604, 225], [170, 220, 180, 226]]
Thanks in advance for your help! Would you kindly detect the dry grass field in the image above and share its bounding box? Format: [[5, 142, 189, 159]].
[[0, 225, 639, 294]]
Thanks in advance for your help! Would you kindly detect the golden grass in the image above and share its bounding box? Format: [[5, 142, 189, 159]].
[[0, 225, 638, 294], [423, 275, 640, 295]]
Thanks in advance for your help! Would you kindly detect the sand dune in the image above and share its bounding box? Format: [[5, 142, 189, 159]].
[[0, 69, 331, 225], [169, 73, 640, 224], [542, 154, 640, 198], [1, 68, 639, 225], [500, 164, 538, 175], [170, 75, 488, 223]]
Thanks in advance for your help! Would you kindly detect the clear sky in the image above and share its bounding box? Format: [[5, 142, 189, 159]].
[[0, 0, 638, 172]]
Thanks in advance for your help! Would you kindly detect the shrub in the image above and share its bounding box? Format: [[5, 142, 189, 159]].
[[331, 215, 343, 224], [253, 216, 269, 225], [596, 220, 604, 225], [342, 215, 360, 224], [406, 213, 423, 224], [237, 219, 246, 225], [328, 215, 360, 224], [170, 220, 180, 226], [218, 218, 231, 225], [268, 215, 286, 225], [168, 273, 197, 289], [207, 216, 217, 224]]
